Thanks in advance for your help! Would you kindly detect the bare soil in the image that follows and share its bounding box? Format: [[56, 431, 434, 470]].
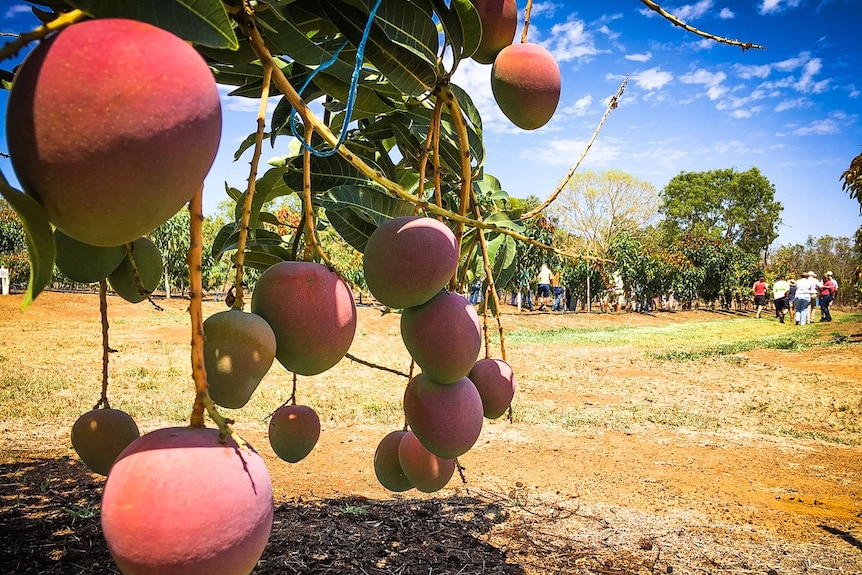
[[1, 292, 861, 575]]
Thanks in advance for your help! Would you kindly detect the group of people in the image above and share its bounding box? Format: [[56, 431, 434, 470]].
[[752, 271, 838, 325]]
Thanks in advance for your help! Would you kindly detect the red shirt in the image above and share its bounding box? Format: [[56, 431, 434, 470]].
[[821, 279, 837, 296], [753, 281, 768, 296]]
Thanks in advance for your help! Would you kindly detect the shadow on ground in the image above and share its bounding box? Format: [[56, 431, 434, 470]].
[[0, 455, 526, 575]]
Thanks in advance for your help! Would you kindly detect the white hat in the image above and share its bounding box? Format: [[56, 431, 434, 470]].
[[807, 271, 816, 277], [826, 271, 833, 276]]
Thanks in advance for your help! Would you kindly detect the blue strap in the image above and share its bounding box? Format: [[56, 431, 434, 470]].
[[290, 0, 384, 158]]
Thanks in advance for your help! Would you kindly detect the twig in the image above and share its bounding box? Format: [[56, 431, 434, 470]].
[[639, 0, 765, 51], [0, 9, 85, 62], [344, 353, 410, 378], [233, 61, 273, 309], [520, 77, 628, 221]]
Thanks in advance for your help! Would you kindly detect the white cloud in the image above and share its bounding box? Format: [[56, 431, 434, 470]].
[[680, 69, 728, 100], [625, 52, 653, 63], [774, 98, 809, 112], [734, 63, 772, 80], [527, 137, 622, 167], [758, 0, 802, 15], [564, 95, 593, 117], [4, 4, 30, 19], [794, 58, 830, 93], [774, 52, 811, 72], [543, 18, 603, 63], [598, 24, 621, 41], [632, 67, 674, 91], [528, 2, 557, 19], [792, 119, 840, 136], [719, 7, 735, 18], [672, 0, 713, 21], [849, 85, 861, 98]]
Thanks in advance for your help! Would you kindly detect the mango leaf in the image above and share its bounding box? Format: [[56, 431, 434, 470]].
[[66, 0, 237, 49], [306, 0, 438, 97], [238, 247, 293, 270], [0, 173, 55, 310], [324, 209, 378, 253], [315, 184, 414, 251], [283, 149, 377, 192], [316, 184, 414, 224], [356, 0, 439, 65], [427, 0, 481, 63]]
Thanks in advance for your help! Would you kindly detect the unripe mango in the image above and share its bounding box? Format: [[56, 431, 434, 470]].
[[471, 0, 518, 64], [400, 290, 481, 384], [469, 358, 516, 419], [204, 310, 277, 409], [71, 408, 140, 476], [268, 404, 321, 463], [54, 230, 126, 284], [491, 43, 561, 130], [403, 373, 484, 459], [397, 431, 455, 494], [6, 18, 221, 247], [101, 427, 273, 575], [363, 216, 458, 309], [373, 430, 413, 492], [107, 237, 163, 303], [251, 261, 357, 376]]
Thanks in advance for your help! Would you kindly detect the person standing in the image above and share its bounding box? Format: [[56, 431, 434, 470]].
[[536, 263, 553, 311], [793, 271, 818, 325], [819, 272, 838, 322], [752, 276, 769, 318], [550, 269, 564, 311], [771, 274, 790, 323]]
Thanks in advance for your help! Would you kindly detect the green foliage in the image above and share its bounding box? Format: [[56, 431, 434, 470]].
[[660, 167, 782, 257], [840, 150, 862, 213]]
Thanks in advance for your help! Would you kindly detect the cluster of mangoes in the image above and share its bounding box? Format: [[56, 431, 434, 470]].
[[363, 216, 516, 493], [7, 18, 274, 575], [472, 0, 562, 130]]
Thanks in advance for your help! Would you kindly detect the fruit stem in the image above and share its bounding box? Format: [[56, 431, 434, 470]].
[[417, 98, 443, 208], [96, 279, 111, 410], [438, 84, 473, 292], [520, 77, 629, 221], [471, 199, 507, 361], [233, 62, 274, 310], [0, 9, 85, 63], [301, 123, 332, 266], [344, 353, 411, 378], [520, 0, 533, 44], [187, 185, 239, 444], [234, 9, 611, 265]]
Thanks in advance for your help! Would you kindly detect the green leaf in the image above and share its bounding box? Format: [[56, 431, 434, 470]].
[[283, 151, 376, 192], [66, 0, 238, 49], [428, 0, 481, 63], [315, 184, 414, 251], [0, 173, 55, 310], [309, 0, 438, 97], [316, 184, 414, 225], [324, 208, 378, 253]]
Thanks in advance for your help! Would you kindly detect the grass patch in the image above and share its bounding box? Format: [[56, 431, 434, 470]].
[[649, 332, 807, 361]]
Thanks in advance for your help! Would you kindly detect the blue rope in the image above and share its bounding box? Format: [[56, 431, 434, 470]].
[[290, 0, 384, 158]]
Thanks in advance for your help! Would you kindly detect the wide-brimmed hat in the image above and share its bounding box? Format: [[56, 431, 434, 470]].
[[807, 271, 816, 276]]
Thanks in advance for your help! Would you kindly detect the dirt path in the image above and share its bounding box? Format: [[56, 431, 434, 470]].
[[1, 292, 861, 574]]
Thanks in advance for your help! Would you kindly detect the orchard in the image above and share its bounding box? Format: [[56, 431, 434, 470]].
[[2, 1, 825, 574]]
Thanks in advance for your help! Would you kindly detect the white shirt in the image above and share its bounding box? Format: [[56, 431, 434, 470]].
[[794, 277, 818, 298]]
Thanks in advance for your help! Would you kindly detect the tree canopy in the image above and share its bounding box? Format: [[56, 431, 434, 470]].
[[659, 167, 782, 257], [547, 169, 658, 257]]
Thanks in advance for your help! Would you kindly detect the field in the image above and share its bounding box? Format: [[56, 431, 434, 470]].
[[1, 291, 861, 574]]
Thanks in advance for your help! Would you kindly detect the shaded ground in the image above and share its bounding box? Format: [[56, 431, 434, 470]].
[[1, 292, 861, 574]]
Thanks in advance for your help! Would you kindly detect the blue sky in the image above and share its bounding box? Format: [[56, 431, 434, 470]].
[[2, 1, 860, 248]]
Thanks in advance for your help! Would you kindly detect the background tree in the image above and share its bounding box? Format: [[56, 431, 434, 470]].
[[151, 210, 191, 298], [772, 235, 857, 305], [659, 167, 782, 259], [548, 169, 658, 257], [0, 200, 29, 287]]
